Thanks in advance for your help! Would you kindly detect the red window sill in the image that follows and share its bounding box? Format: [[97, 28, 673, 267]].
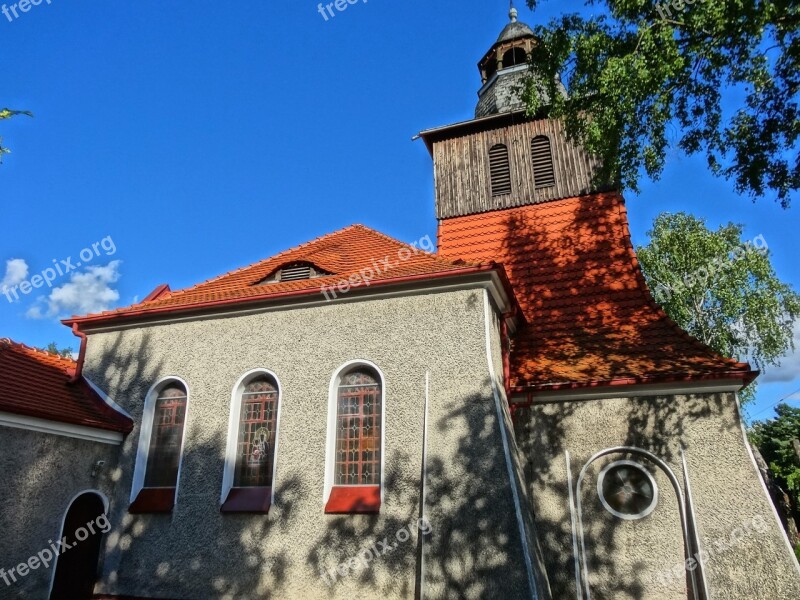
[[325, 485, 381, 514], [221, 487, 272, 513], [129, 488, 175, 513]]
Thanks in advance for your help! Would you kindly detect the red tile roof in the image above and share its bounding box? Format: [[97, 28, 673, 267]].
[[64, 224, 495, 325], [438, 192, 754, 390], [0, 339, 133, 433]]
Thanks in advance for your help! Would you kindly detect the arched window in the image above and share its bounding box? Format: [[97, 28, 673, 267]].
[[335, 369, 382, 485], [489, 144, 512, 197], [130, 379, 189, 513], [144, 384, 187, 487], [502, 47, 527, 68], [221, 371, 282, 513], [325, 363, 384, 513], [235, 377, 279, 486], [531, 135, 556, 189]]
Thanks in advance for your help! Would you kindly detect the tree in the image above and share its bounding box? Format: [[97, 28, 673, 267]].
[[636, 212, 800, 403], [44, 342, 74, 359], [0, 107, 32, 160], [750, 403, 800, 557], [522, 0, 799, 206], [752, 404, 800, 498]]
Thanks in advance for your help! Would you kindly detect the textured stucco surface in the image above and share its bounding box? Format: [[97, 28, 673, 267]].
[[83, 289, 533, 599], [515, 393, 800, 600], [0, 427, 119, 599]]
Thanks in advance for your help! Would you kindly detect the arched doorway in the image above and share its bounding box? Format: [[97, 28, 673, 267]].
[[50, 491, 107, 600]]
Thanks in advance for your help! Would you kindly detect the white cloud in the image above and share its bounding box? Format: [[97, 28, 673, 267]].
[[26, 261, 122, 319], [761, 320, 800, 383], [1, 258, 29, 290]]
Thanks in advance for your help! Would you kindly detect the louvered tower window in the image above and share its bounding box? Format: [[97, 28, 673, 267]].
[[531, 135, 556, 189], [489, 144, 512, 197]]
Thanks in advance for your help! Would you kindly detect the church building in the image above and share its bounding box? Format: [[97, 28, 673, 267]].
[[2, 8, 800, 599]]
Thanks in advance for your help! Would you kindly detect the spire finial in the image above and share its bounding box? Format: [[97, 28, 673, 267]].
[[509, 1, 518, 23]]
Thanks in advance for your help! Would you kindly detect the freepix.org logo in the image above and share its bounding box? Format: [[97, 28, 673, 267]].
[[2, 235, 117, 304], [317, 0, 369, 22], [1, 513, 111, 588], [2, 0, 53, 23]]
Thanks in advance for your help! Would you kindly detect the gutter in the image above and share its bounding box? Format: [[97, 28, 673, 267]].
[[508, 370, 758, 418], [62, 263, 525, 331]]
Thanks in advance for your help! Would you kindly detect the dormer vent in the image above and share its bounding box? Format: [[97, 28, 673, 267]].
[[257, 262, 331, 284]]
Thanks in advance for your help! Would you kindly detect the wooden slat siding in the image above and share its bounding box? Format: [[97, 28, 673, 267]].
[[433, 117, 603, 219]]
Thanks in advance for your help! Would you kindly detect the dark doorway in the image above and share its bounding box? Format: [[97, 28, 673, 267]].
[[50, 492, 106, 600]]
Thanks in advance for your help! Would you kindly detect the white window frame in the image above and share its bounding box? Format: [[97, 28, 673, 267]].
[[129, 376, 191, 505], [221, 368, 283, 504], [323, 359, 386, 504]]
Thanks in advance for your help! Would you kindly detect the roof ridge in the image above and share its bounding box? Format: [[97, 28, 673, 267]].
[[148, 223, 367, 301]]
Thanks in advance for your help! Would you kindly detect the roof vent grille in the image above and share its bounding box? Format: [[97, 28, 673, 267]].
[[280, 264, 313, 281], [257, 262, 331, 285]]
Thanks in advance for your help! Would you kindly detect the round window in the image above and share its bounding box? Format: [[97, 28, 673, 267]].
[[597, 460, 658, 520]]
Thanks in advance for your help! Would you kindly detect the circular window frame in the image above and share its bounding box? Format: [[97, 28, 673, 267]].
[[597, 459, 659, 520]]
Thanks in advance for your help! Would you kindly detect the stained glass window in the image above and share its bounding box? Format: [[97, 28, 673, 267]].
[[335, 369, 382, 486], [234, 376, 279, 488], [144, 384, 187, 488]]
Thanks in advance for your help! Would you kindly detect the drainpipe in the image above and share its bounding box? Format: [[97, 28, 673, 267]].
[[415, 371, 430, 600], [500, 313, 513, 398], [68, 323, 87, 384]]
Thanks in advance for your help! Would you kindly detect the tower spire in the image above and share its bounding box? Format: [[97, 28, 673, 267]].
[[509, 1, 518, 23]]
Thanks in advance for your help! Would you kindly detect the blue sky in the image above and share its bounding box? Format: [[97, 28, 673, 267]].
[[1, 0, 797, 422]]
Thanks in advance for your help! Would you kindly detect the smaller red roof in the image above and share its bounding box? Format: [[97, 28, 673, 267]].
[[0, 339, 133, 434]]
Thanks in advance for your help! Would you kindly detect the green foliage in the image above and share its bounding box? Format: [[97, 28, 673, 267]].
[[0, 107, 33, 160], [44, 342, 74, 359], [750, 404, 800, 503], [523, 0, 800, 205], [636, 212, 800, 403]]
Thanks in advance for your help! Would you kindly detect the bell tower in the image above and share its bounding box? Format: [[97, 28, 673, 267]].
[[416, 3, 752, 394], [416, 9, 800, 600], [475, 5, 539, 118], [418, 8, 606, 222]]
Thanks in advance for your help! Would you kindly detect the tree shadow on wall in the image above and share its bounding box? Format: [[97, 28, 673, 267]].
[[86, 332, 308, 599], [499, 195, 722, 598], [304, 380, 538, 599]]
